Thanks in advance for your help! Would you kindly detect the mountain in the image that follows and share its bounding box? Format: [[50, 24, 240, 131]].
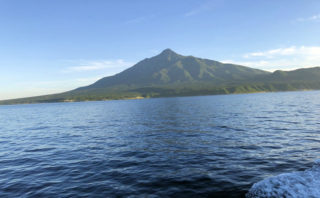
[[1, 49, 320, 105], [80, 49, 268, 89]]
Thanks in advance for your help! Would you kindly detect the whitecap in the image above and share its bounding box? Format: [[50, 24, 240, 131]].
[[246, 160, 320, 198]]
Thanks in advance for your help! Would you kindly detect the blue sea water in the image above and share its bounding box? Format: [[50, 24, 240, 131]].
[[0, 91, 320, 197]]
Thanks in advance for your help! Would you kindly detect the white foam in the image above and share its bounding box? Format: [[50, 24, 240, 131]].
[[246, 160, 320, 198]]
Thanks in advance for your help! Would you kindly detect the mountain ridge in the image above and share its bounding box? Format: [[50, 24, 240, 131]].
[[78, 48, 269, 89], [1, 49, 320, 105]]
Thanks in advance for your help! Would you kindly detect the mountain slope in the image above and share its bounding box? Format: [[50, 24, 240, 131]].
[[270, 67, 320, 82], [79, 49, 269, 90], [1, 49, 320, 105]]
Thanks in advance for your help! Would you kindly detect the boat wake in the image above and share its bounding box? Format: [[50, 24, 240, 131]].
[[247, 160, 320, 198]]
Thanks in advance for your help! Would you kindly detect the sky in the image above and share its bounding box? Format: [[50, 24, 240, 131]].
[[0, 0, 320, 100]]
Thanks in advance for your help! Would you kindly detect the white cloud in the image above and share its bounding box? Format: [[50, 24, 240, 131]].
[[35, 77, 103, 86], [63, 59, 133, 73], [244, 46, 297, 58], [244, 46, 320, 59], [297, 14, 320, 22], [1, 59, 135, 100], [222, 46, 320, 71], [222, 59, 303, 71]]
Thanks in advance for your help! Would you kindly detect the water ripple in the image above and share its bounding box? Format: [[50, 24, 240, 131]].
[[0, 91, 319, 197]]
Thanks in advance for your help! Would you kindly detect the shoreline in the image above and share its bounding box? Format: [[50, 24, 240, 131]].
[[0, 89, 317, 106]]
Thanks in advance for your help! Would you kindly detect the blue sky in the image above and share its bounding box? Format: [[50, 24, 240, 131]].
[[1, 0, 320, 100]]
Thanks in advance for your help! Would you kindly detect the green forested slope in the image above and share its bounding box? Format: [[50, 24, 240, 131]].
[[1, 49, 320, 105]]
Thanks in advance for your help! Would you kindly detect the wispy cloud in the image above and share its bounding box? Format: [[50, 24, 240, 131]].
[[125, 16, 147, 24], [244, 46, 297, 58], [222, 46, 320, 71], [184, 1, 215, 17], [125, 15, 155, 24], [244, 46, 320, 58], [63, 59, 133, 73], [296, 14, 320, 22], [34, 77, 103, 86]]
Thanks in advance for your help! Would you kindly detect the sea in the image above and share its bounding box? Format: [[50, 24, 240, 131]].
[[1, 91, 320, 198]]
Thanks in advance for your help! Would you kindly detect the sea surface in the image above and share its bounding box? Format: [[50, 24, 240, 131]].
[[1, 91, 320, 197]]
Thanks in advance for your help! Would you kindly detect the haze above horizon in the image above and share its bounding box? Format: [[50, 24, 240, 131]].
[[1, 0, 320, 100]]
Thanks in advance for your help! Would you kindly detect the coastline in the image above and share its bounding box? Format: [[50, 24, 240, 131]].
[[0, 89, 317, 106]]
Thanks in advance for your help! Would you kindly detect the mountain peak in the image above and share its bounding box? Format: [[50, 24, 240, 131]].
[[159, 48, 178, 56], [156, 49, 182, 61]]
